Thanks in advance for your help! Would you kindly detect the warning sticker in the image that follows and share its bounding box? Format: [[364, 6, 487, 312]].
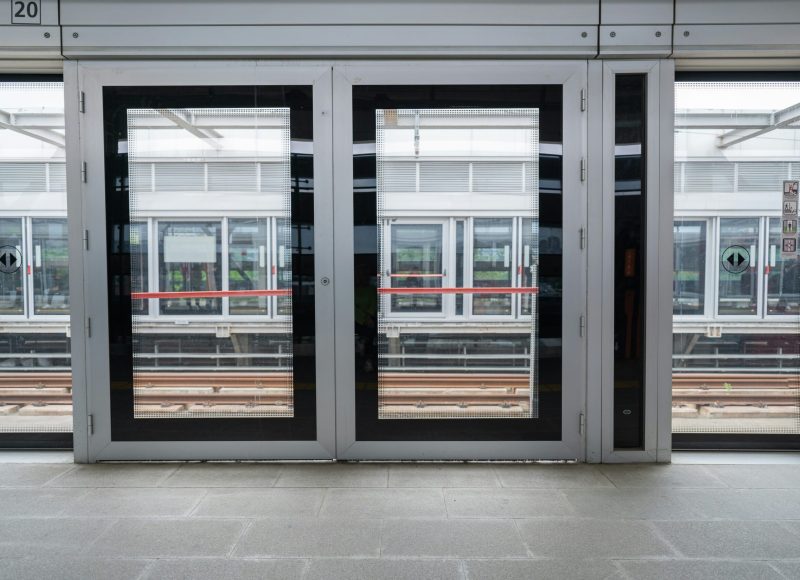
[[782, 180, 799, 257]]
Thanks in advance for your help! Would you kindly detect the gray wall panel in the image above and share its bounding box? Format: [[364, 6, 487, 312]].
[[602, 0, 673, 25], [59, 0, 601, 26], [675, 0, 800, 24], [60, 25, 599, 58]]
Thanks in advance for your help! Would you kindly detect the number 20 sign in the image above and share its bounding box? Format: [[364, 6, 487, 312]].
[[11, 0, 41, 24]]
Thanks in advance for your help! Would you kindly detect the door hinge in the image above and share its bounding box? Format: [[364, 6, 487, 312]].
[[79, 91, 86, 113], [579, 412, 585, 435], [81, 161, 87, 183], [82, 229, 89, 251], [87, 414, 94, 435], [579, 226, 586, 250], [579, 314, 586, 338], [580, 157, 586, 182], [580, 89, 586, 112], [85, 316, 92, 338]]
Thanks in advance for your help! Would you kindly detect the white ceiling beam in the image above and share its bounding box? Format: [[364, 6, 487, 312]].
[[0, 109, 65, 148], [155, 108, 222, 150], [717, 101, 800, 148]]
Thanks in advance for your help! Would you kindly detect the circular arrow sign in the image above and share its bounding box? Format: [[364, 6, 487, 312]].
[[721, 245, 750, 274], [0, 246, 22, 274]]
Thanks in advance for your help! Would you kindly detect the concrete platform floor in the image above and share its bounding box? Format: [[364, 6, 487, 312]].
[[0, 456, 799, 579]]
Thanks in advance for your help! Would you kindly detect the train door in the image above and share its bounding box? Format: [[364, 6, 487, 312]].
[[333, 62, 588, 459], [74, 63, 335, 460]]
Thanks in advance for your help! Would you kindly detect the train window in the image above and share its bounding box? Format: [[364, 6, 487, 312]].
[[157, 221, 222, 316], [718, 218, 759, 316], [31, 219, 70, 316], [0, 218, 24, 315], [673, 79, 800, 444], [0, 80, 71, 441], [673, 220, 707, 316], [767, 217, 800, 316], [389, 223, 444, 314], [229, 218, 270, 316], [472, 218, 514, 316]]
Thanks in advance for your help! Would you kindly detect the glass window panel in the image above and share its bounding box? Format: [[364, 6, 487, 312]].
[[767, 217, 800, 316], [0, 219, 24, 315], [472, 218, 514, 316], [718, 218, 759, 316], [0, 81, 71, 436], [389, 223, 443, 314], [127, 107, 294, 421], [32, 219, 70, 316], [673, 80, 800, 439], [673, 220, 706, 316], [376, 107, 539, 421], [229, 218, 269, 315]]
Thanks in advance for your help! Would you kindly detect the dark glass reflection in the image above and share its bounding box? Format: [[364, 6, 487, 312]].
[[613, 75, 646, 449], [353, 85, 563, 441], [103, 85, 316, 441]]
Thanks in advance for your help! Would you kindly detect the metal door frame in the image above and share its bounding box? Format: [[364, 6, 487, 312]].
[[332, 61, 588, 460], [67, 61, 336, 461]]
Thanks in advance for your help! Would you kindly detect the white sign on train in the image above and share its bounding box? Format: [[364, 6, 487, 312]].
[[164, 235, 217, 263], [10, 0, 41, 24]]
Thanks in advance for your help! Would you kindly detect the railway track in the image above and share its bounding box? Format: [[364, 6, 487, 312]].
[[0, 371, 796, 412]]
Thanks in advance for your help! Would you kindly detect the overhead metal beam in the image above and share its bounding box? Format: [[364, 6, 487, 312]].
[[0, 109, 65, 148], [674, 110, 775, 129], [717, 101, 800, 148], [155, 109, 222, 149], [0, 109, 64, 129]]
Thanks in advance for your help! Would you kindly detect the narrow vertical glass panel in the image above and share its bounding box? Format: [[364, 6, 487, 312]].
[[129, 222, 148, 316], [673, 220, 706, 316], [767, 217, 800, 316], [389, 223, 443, 314], [673, 80, 800, 441], [275, 217, 292, 317], [613, 74, 646, 449], [0, 80, 71, 437], [520, 218, 538, 316], [127, 107, 293, 419], [472, 218, 514, 316], [376, 108, 539, 420], [0, 219, 24, 315], [229, 218, 270, 315], [455, 220, 464, 316], [718, 218, 759, 316]]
